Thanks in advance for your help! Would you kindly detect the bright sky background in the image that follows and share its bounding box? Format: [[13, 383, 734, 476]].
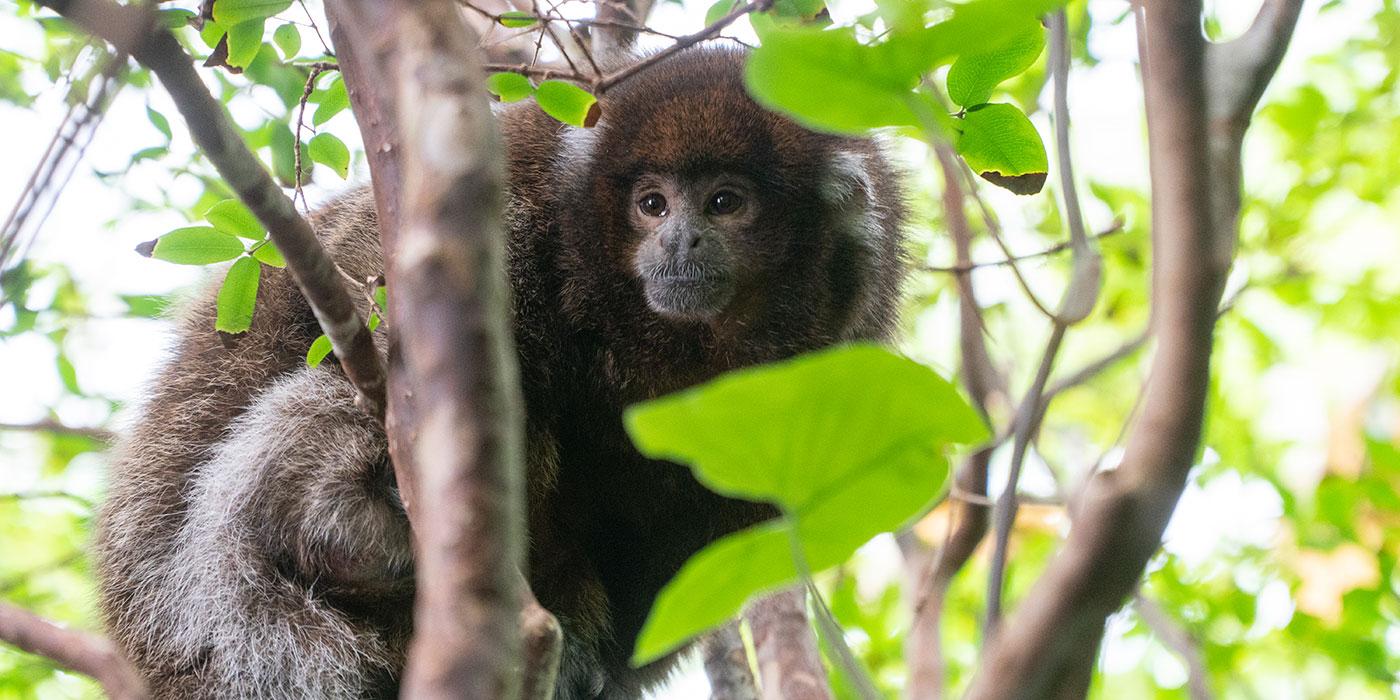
[[0, 0, 1388, 696]]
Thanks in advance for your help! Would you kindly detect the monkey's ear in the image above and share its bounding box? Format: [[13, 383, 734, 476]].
[[824, 150, 875, 212]]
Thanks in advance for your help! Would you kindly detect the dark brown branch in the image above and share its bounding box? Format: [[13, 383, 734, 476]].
[[0, 603, 148, 700], [593, 0, 772, 93], [704, 621, 760, 700], [0, 420, 114, 443], [965, 1, 1299, 695], [38, 0, 388, 421], [391, 0, 526, 695], [745, 588, 833, 700], [1134, 596, 1213, 700]]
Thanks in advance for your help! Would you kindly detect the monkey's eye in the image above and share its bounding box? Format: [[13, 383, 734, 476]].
[[708, 190, 743, 216], [638, 193, 668, 218]]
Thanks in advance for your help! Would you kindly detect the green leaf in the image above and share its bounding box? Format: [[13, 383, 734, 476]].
[[216, 257, 261, 334], [497, 10, 538, 28], [627, 344, 985, 505], [745, 24, 921, 134], [205, 199, 265, 239], [146, 105, 171, 141], [156, 8, 196, 28], [312, 76, 348, 125], [138, 226, 247, 265], [212, 0, 293, 26], [251, 240, 286, 268], [771, 0, 826, 19], [535, 81, 600, 128], [306, 333, 333, 367], [367, 312, 382, 332], [705, 0, 740, 25], [487, 72, 534, 103], [625, 344, 984, 662], [947, 20, 1045, 107], [955, 103, 1048, 195], [308, 132, 350, 179], [224, 18, 266, 70], [373, 284, 387, 311], [273, 23, 301, 60]]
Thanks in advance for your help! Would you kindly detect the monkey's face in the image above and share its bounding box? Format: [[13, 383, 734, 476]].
[[627, 172, 758, 320]]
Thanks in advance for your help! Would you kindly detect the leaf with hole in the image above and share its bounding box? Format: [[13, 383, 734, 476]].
[[308, 132, 350, 179], [955, 103, 1048, 195], [138, 227, 246, 265], [487, 72, 534, 103], [535, 80, 600, 128], [215, 256, 261, 334]]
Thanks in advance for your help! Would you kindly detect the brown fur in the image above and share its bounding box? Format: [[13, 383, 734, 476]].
[[95, 46, 907, 699]]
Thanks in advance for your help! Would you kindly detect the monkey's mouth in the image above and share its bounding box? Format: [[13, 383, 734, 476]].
[[639, 265, 736, 320]]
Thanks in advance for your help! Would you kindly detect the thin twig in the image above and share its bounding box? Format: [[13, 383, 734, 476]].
[[0, 420, 115, 443], [293, 62, 335, 213], [922, 221, 1123, 274], [1134, 596, 1213, 700]]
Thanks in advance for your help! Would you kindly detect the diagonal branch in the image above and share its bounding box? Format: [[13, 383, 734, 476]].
[[38, 0, 387, 421], [0, 603, 147, 700]]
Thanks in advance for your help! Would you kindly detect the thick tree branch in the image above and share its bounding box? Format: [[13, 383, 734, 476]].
[[390, 1, 526, 696], [519, 585, 562, 700], [0, 603, 147, 700], [745, 588, 833, 700], [964, 2, 1299, 696], [38, 0, 387, 421], [704, 621, 760, 700]]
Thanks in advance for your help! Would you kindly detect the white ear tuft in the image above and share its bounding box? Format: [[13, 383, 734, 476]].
[[825, 150, 874, 209]]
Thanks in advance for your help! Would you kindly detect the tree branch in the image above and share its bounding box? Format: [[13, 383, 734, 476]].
[[704, 620, 760, 700], [0, 603, 148, 700], [1134, 595, 1213, 700], [965, 1, 1299, 695], [921, 222, 1122, 274], [745, 588, 833, 700], [983, 8, 1101, 635], [389, 0, 526, 696], [37, 0, 388, 421], [0, 420, 114, 443]]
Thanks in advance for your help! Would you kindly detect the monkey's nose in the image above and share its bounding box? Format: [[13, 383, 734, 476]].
[[661, 227, 704, 256]]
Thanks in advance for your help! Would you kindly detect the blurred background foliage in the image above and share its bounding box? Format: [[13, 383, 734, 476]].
[[1, 0, 1397, 698]]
